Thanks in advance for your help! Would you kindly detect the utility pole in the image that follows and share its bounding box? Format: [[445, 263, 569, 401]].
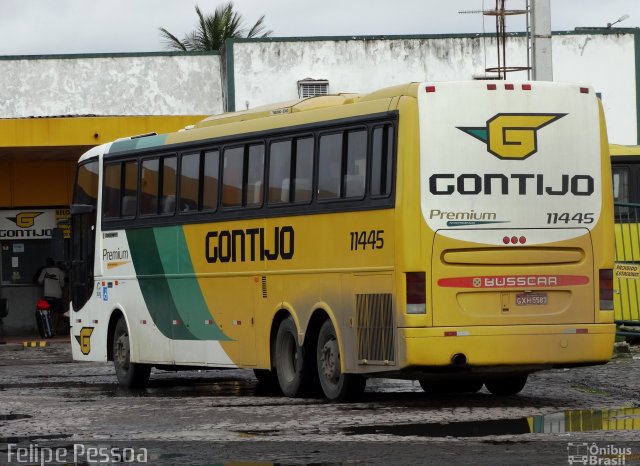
[[531, 0, 553, 81]]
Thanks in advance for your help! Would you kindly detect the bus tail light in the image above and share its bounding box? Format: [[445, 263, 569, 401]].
[[406, 272, 426, 314], [599, 269, 614, 310]]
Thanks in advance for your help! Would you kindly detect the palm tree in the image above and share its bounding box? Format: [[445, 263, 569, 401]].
[[159, 2, 272, 52]]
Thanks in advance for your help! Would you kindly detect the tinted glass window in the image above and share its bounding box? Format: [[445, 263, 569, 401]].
[[268, 141, 292, 204], [103, 163, 121, 218], [345, 130, 367, 198], [294, 138, 313, 203], [180, 153, 200, 213], [161, 156, 177, 214], [122, 161, 138, 217], [222, 147, 244, 207], [247, 144, 265, 207], [203, 150, 220, 211], [318, 133, 343, 200], [371, 125, 393, 196], [141, 159, 159, 215], [74, 160, 99, 206]]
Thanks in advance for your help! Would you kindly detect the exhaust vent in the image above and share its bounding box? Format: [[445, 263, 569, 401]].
[[356, 293, 395, 364]]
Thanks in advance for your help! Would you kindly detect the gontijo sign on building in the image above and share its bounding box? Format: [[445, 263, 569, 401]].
[[0, 209, 69, 239]]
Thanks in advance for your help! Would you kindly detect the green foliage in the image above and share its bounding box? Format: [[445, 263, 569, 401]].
[[159, 2, 272, 52]]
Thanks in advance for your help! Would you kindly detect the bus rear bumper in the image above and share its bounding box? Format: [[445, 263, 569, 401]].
[[399, 324, 616, 369]]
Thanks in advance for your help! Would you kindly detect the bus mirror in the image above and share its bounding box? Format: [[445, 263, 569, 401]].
[[70, 204, 95, 215], [51, 228, 66, 263]]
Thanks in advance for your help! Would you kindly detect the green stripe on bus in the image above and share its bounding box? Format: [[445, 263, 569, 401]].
[[127, 227, 231, 341], [153, 226, 231, 341]]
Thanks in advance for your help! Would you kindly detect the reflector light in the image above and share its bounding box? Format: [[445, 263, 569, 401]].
[[576, 328, 589, 334], [425, 86, 436, 93], [519, 236, 526, 244], [511, 236, 518, 244], [580, 87, 590, 94], [406, 272, 426, 314], [505, 83, 515, 90], [503, 236, 510, 244], [92, 320, 99, 324], [522, 84, 532, 90], [487, 84, 497, 90], [599, 269, 614, 310], [444, 331, 470, 337]]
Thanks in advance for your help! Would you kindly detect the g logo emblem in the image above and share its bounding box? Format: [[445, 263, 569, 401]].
[[7, 212, 43, 228], [75, 327, 94, 355], [458, 113, 566, 160]]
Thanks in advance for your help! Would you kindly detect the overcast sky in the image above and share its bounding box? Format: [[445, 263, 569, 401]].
[[1, 0, 639, 55]]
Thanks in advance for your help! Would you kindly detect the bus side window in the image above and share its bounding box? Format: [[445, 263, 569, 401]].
[[141, 158, 159, 215], [202, 150, 220, 211], [344, 130, 367, 198], [179, 152, 200, 213], [318, 133, 343, 200], [268, 140, 292, 204], [103, 163, 122, 218], [161, 156, 177, 215], [294, 137, 313, 203], [222, 146, 244, 208], [122, 161, 138, 217], [246, 144, 265, 207], [371, 125, 393, 197], [613, 165, 630, 219]]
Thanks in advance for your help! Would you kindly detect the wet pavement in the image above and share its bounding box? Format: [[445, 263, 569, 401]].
[[1, 340, 640, 464]]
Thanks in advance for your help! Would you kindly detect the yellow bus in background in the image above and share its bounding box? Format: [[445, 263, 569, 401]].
[[67, 81, 615, 401], [610, 144, 640, 327]]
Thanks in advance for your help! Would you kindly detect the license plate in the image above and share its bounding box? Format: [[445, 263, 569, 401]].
[[515, 293, 548, 306]]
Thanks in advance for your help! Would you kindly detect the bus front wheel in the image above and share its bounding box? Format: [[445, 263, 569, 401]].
[[112, 318, 151, 388], [275, 316, 306, 397], [316, 319, 365, 402], [484, 374, 528, 396]]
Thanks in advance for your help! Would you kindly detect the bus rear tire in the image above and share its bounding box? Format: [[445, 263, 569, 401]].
[[484, 374, 528, 396], [113, 318, 150, 388], [317, 319, 365, 402], [275, 316, 306, 397]]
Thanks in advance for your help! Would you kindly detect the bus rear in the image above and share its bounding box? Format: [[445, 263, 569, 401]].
[[401, 81, 615, 394]]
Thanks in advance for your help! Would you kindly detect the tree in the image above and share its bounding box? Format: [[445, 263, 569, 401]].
[[159, 2, 272, 52]]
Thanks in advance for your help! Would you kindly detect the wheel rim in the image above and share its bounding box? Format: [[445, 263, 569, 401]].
[[114, 332, 130, 371], [320, 335, 340, 387]]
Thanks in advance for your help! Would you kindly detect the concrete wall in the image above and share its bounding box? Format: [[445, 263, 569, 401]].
[[0, 52, 224, 117], [230, 32, 637, 144]]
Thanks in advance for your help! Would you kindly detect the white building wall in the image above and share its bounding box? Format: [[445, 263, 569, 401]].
[[232, 33, 636, 144], [0, 53, 224, 117]]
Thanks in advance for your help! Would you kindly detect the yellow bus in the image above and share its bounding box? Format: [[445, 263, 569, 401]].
[[610, 144, 640, 326], [67, 81, 615, 401]]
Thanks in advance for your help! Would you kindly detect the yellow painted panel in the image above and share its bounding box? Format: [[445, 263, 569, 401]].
[[0, 116, 207, 148], [12, 161, 70, 206]]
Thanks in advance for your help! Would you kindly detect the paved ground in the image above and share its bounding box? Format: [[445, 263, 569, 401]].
[[0, 338, 639, 465]]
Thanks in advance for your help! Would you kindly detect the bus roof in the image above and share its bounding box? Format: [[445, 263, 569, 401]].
[[610, 144, 640, 156]]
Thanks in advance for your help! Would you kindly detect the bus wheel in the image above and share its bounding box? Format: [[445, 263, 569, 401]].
[[275, 316, 306, 397], [112, 318, 150, 388], [419, 379, 483, 394], [484, 374, 528, 396], [316, 319, 365, 402]]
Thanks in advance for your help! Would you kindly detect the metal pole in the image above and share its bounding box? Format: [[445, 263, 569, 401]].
[[531, 0, 553, 81]]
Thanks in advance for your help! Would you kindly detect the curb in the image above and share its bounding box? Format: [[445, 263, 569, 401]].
[[22, 341, 48, 348]]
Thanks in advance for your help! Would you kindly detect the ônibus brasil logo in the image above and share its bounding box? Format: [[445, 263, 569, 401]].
[[458, 113, 566, 160]]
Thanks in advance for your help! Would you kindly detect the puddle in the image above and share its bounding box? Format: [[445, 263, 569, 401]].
[[344, 407, 640, 438], [0, 434, 70, 443], [0, 414, 31, 421]]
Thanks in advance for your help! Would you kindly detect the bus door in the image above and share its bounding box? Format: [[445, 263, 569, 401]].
[[70, 159, 99, 312]]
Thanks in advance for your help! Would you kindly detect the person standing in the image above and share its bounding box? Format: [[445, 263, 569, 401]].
[[38, 258, 66, 319]]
